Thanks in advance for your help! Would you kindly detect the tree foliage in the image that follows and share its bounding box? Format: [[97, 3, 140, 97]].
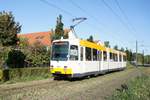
[[51, 14, 69, 41], [125, 48, 134, 62], [144, 55, 150, 64], [0, 47, 11, 68], [114, 45, 118, 50], [0, 11, 21, 46], [53, 14, 64, 40], [6, 49, 26, 68], [18, 37, 29, 48], [104, 41, 111, 48], [24, 42, 50, 67], [87, 35, 94, 42], [120, 47, 125, 52], [0, 11, 51, 68], [63, 31, 68, 39]]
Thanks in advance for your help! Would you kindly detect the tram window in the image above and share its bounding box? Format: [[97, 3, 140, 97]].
[[103, 51, 107, 61], [113, 53, 115, 61], [93, 49, 97, 61], [86, 47, 91, 61], [80, 47, 83, 61], [70, 45, 78, 60], [116, 54, 118, 61], [119, 54, 122, 61], [113, 54, 118, 61], [117, 54, 119, 61], [123, 55, 126, 61], [97, 50, 102, 61], [110, 53, 113, 61]]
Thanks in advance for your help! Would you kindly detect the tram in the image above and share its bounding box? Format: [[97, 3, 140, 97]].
[[50, 30, 126, 78]]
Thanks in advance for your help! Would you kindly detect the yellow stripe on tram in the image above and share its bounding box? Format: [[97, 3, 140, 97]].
[[51, 67, 72, 75]]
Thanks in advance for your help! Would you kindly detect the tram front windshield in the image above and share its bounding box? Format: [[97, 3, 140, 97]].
[[51, 42, 69, 61]]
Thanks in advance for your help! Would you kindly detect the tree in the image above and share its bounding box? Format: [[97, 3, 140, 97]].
[[18, 37, 29, 48], [24, 42, 50, 67], [0, 11, 21, 46], [125, 48, 133, 62], [53, 14, 64, 40], [6, 49, 26, 68], [137, 53, 143, 64], [87, 35, 94, 42], [145, 55, 150, 64], [104, 41, 111, 48], [0, 47, 11, 68], [120, 47, 125, 52], [63, 30, 68, 39], [114, 45, 118, 50]]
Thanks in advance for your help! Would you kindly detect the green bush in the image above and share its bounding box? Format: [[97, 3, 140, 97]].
[[2, 67, 50, 82], [0, 45, 50, 69], [2, 69, 9, 81], [0, 47, 11, 68], [23, 43, 50, 67], [0, 69, 3, 80], [6, 49, 26, 68]]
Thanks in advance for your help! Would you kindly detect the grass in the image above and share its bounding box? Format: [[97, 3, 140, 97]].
[[108, 71, 150, 100], [126, 62, 135, 69]]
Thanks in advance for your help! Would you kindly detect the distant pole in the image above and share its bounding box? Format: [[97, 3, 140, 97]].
[[136, 40, 138, 67], [143, 49, 144, 66]]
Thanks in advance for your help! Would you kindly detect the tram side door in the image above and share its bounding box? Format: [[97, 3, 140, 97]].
[[98, 50, 101, 72], [79, 46, 85, 74], [101, 50, 109, 72]]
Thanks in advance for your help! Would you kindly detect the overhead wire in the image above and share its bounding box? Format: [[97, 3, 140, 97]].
[[114, 0, 137, 37], [40, 0, 75, 17], [69, 0, 106, 27], [69, 0, 108, 35], [101, 0, 137, 40]]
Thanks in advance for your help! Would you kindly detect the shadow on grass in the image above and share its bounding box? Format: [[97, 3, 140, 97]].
[[53, 68, 126, 82]]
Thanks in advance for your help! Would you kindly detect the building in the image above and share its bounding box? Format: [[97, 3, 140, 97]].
[[18, 29, 70, 48], [18, 31, 52, 47]]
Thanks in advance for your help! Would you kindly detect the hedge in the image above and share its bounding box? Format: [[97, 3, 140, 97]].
[[0, 69, 3, 80], [0, 67, 50, 81]]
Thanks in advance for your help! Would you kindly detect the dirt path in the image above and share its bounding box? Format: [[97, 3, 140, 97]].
[[0, 67, 148, 100]]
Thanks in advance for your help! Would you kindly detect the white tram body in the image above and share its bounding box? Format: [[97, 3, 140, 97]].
[[50, 31, 127, 78]]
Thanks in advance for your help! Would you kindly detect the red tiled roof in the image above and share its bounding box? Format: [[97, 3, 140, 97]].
[[18, 31, 52, 46], [18, 29, 70, 46]]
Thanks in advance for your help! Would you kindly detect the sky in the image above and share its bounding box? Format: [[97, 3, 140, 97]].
[[0, 0, 150, 54]]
